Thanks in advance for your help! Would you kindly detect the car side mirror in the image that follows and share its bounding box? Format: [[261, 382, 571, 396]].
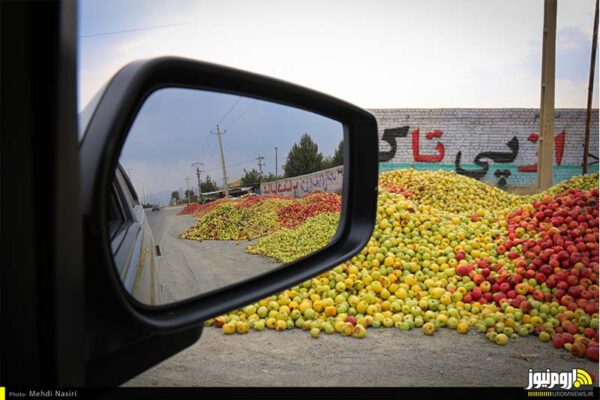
[[80, 57, 378, 333]]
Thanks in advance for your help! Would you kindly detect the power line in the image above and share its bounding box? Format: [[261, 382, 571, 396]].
[[196, 98, 242, 167], [217, 97, 242, 126], [203, 158, 258, 173], [225, 100, 257, 130], [203, 138, 220, 171], [80, 22, 187, 38], [196, 132, 214, 163], [227, 158, 260, 169]]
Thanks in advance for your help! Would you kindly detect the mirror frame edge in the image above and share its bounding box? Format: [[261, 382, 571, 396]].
[[81, 56, 379, 333]]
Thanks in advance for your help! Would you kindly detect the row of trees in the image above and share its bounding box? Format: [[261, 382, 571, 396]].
[[171, 175, 218, 203], [172, 134, 342, 199], [241, 134, 343, 186], [283, 134, 343, 178]]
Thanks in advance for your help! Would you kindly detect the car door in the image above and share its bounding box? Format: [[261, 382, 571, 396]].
[[109, 166, 161, 305]]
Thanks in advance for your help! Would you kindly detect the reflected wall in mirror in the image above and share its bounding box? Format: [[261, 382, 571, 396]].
[[113, 88, 344, 305]]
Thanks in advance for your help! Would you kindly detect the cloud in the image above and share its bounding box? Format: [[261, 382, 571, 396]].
[[556, 26, 598, 83], [557, 26, 589, 51], [78, 0, 599, 110]]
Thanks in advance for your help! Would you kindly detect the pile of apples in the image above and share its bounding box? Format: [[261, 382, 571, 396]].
[[177, 198, 227, 217], [181, 198, 293, 240], [459, 187, 598, 359], [205, 170, 599, 362], [247, 212, 340, 263], [180, 193, 341, 241], [277, 192, 342, 228]]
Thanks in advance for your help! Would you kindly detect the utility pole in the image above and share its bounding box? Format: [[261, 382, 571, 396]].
[[274, 146, 278, 194], [257, 155, 265, 192], [185, 176, 191, 206], [274, 147, 278, 178], [584, 0, 599, 174], [191, 161, 204, 203], [257, 156, 265, 176], [537, 0, 557, 191], [211, 124, 229, 198]]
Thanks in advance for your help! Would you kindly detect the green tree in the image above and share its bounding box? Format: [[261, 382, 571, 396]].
[[283, 133, 324, 178], [331, 140, 344, 167], [241, 168, 262, 187], [184, 189, 198, 203], [323, 140, 344, 168], [171, 190, 180, 201], [262, 172, 282, 182], [200, 175, 218, 193]]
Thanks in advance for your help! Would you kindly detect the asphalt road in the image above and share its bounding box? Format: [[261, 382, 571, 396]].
[[145, 206, 279, 304], [127, 207, 598, 387]]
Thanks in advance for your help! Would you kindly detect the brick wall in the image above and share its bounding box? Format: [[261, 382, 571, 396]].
[[368, 108, 599, 188]]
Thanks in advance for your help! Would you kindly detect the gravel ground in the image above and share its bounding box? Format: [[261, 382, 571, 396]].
[[125, 325, 597, 387], [130, 206, 598, 387]]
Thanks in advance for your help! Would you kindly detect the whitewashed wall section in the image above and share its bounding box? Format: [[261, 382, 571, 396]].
[[260, 166, 344, 197]]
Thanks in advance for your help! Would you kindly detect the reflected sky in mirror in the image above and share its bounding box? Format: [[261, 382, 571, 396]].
[[120, 88, 343, 205]]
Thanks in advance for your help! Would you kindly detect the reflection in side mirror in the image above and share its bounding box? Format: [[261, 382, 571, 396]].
[[114, 88, 344, 305]]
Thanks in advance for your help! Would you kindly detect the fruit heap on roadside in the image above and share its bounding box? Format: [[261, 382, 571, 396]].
[[181, 198, 292, 240], [247, 212, 340, 263], [200, 170, 599, 362], [180, 192, 342, 241], [277, 192, 342, 228], [177, 198, 228, 216]]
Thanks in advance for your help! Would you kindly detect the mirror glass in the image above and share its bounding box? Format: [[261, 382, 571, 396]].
[[112, 88, 344, 305]]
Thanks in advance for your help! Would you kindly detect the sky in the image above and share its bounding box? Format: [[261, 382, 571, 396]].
[[119, 88, 342, 203], [78, 0, 599, 201]]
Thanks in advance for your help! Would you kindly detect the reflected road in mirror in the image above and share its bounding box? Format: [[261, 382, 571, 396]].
[[115, 88, 344, 305], [144, 205, 280, 303]]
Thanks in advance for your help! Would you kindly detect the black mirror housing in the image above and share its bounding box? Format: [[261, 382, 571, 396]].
[[80, 57, 378, 333]]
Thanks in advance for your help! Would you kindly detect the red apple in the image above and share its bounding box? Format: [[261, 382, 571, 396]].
[[584, 328, 596, 339], [552, 335, 565, 348], [587, 346, 599, 362], [571, 343, 587, 358]]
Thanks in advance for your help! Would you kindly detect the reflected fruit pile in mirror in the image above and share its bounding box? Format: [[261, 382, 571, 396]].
[[277, 192, 342, 228], [205, 170, 599, 362], [180, 192, 342, 241], [247, 212, 340, 263], [180, 197, 294, 240]]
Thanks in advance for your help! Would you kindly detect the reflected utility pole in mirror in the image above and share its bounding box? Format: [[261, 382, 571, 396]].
[[257, 155, 264, 190], [191, 161, 204, 203], [274, 146, 278, 194], [184, 176, 191, 206], [211, 124, 229, 198]]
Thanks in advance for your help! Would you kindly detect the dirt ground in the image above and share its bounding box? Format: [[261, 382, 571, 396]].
[[125, 321, 598, 387], [130, 206, 598, 387]]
